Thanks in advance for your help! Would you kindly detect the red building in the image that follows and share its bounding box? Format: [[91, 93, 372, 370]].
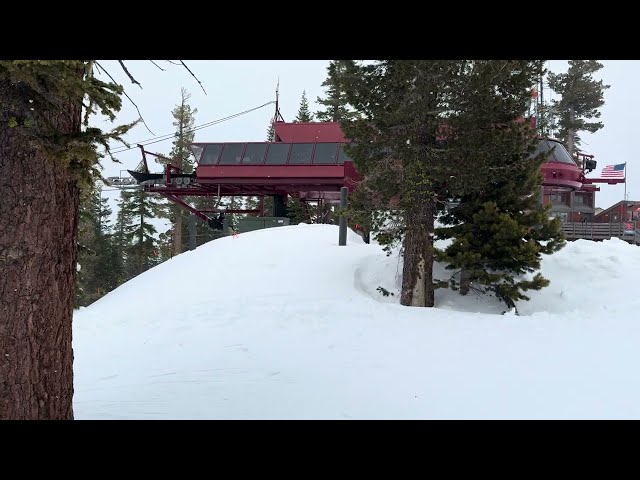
[[593, 200, 640, 223], [127, 119, 622, 231]]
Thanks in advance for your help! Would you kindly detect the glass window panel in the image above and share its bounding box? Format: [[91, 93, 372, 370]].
[[190, 144, 204, 163], [531, 140, 576, 165], [200, 144, 224, 165], [265, 143, 291, 165], [289, 143, 314, 164], [219, 144, 245, 165], [314, 143, 339, 164], [242, 143, 267, 164]]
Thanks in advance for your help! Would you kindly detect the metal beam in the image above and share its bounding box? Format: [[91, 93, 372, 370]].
[[160, 193, 209, 222]]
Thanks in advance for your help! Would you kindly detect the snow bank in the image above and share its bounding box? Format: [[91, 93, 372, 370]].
[[73, 225, 640, 419]]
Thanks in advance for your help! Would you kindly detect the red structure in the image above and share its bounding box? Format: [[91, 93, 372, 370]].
[[128, 114, 622, 229], [129, 119, 361, 228]]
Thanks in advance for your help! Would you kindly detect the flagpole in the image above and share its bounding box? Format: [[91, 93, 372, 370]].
[[624, 162, 628, 222]]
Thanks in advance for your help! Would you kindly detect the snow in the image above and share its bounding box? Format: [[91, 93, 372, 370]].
[[73, 225, 640, 419]]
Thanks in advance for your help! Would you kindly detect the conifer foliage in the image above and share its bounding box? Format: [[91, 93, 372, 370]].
[[316, 61, 358, 122], [341, 60, 564, 309], [294, 90, 314, 122], [547, 60, 609, 155]]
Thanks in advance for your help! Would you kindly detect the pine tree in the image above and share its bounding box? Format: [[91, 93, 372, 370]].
[[341, 61, 467, 307], [286, 195, 308, 224], [75, 184, 123, 307], [157, 88, 198, 255], [117, 188, 164, 279], [437, 175, 565, 311], [342, 60, 546, 307], [75, 185, 100, 307], [294, 90, 314, 122], [547, 60, 609, 155], [266, 120, 275, 141], [316, 60, 358, 122], [435, 60, 565, 310]]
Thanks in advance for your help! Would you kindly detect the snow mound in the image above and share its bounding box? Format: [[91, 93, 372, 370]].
[[74, 225, 640, 419]]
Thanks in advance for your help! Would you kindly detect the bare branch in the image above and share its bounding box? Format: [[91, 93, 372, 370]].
[[96, 61, 155, 136], [94, 61, 106, 76], [180, 60, 207, 95], [118, 60, 142, 89], [150, 60, 165, 71], [166, 60, 181, 66]]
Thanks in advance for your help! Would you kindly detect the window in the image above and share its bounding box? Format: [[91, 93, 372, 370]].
[[531, 140, 576, 165], [338, 143, 353, 164], [219, 144, 245, 165], [574, 194, 591, 206], [289, 143, 314, 164], [242, 143, 267, 165], [550, 193, 569, 205], [190, 145, 204, 163], [265, 143, 291, 165], [314, 143, 339, 164], [200, 144, 224, 165]]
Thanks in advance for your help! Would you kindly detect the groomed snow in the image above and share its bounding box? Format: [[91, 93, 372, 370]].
[[73, 224, 640, 419]]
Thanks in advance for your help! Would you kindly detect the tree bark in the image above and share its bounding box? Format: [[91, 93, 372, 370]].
[[400, 200, 435, 307], [173, 211, 183, 255], [0, 80, 80, 419], [459, 268, 470, 295], [566, 105, 575, 156]]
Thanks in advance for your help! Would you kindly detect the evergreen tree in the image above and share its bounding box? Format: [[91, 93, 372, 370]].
[[75, 184, 124, 307], [341, 61, 466, 307], [434, 60, 565, 310], [158, 87, 198, 255], [75, 185, 100, 307], [438, 170, 565, 311], [342, 60, 546, 307], [117, 188, 164, 279], [294, 90, 314, 122], [266, 120, 275, 141], [286, 195, 308, 224], [316, 60, 358, 122], [547, 60, 609, 155]]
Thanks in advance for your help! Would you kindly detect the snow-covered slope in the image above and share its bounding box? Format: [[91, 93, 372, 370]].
[[73, 225, 640, 419]]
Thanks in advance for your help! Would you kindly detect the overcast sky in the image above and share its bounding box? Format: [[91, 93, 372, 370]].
[[94, 60, 634, 209]]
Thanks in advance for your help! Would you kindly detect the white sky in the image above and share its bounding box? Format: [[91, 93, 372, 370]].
[[94, 60, 634, 209]]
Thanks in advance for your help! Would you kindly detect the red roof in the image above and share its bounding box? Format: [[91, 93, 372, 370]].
[[273, 121, 347, 143]]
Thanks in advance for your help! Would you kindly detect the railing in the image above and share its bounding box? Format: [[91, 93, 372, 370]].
[[562, 221, 640, 243]]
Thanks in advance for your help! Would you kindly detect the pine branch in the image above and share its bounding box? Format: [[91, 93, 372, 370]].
[[118, 60, 142, 89], [179, 61, 207, 95]]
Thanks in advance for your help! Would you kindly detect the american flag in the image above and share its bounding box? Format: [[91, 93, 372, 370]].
[[601, 163, 626, 179]]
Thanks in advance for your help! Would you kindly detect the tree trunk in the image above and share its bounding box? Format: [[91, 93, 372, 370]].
[[566, 105, 575, 156], [0, 81, 80, 419], [400, 200, 435, 307], [459, 268, 470, 295], [173, 210, 183, 255]]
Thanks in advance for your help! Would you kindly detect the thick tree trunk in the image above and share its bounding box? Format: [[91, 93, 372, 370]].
[[400, 201, 435, 307], [0, 81, 80, 419], [459, 268, 470, 295]]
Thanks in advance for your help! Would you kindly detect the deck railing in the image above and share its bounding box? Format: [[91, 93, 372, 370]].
[[562, 221, 639, 243]]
